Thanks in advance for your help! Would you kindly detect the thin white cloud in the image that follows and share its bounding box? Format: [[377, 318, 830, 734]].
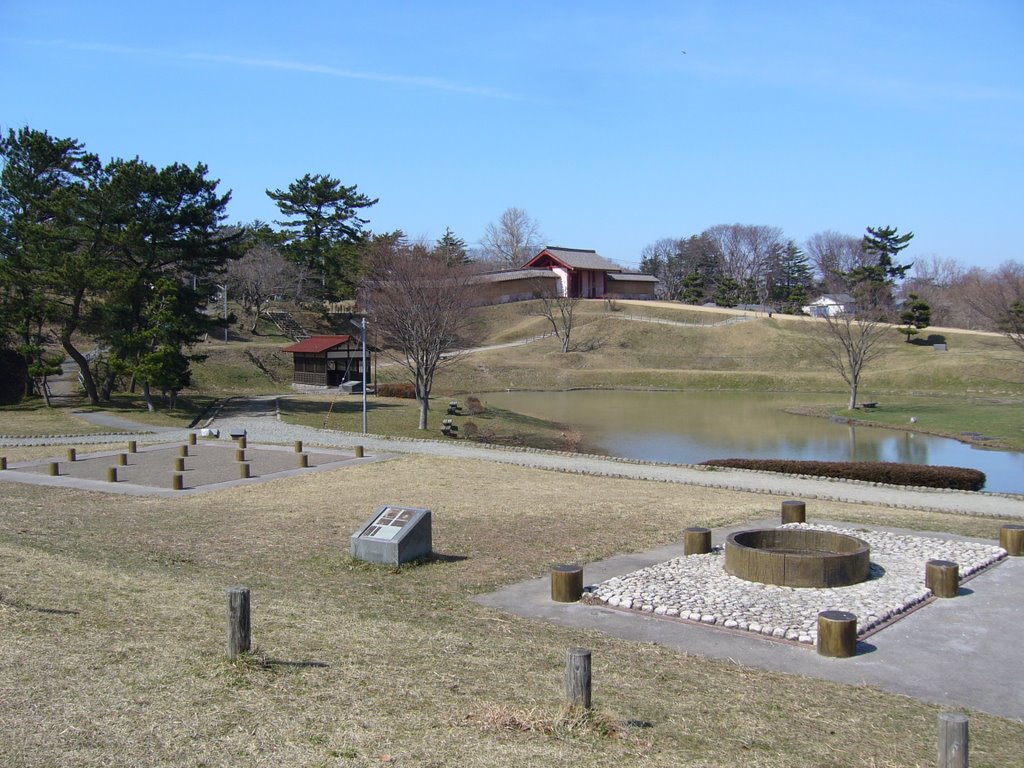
[[24, 39, 517, 100]]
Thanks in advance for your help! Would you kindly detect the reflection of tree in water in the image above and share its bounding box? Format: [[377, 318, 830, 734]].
[[894, 431, 930, 465], [846, 424, 929, 465]]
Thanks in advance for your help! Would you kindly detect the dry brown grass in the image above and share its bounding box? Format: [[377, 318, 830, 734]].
[[1, 455, 1022, 767]]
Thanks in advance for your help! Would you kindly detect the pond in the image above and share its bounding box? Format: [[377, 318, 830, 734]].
[[480, 390, 1024, 495]]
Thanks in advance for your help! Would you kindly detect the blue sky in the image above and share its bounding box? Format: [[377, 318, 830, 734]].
[[2, 1, 1021, 271]]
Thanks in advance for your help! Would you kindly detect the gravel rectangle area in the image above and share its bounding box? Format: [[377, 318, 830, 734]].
[[586, 523, 1007, 646]]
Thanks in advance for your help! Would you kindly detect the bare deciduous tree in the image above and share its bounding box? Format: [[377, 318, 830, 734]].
[[813, 302, 893, 410], [531, 281, 582, 353], [361, 242, 475, 429], [225, 244, 299, 333], [480, 207, 543, 268], [962, 260, 1024, 354], [805, 230, 868, 288]]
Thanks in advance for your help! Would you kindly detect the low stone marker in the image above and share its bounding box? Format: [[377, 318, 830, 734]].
[[351, 505, 432, 565], [551, 565, 584, 602]]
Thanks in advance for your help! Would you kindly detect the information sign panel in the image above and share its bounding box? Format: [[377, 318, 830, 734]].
[[351, 505, 431, 565]]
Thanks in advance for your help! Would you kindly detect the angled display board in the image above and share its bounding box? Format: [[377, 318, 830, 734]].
[[350, 505, 432, 565]]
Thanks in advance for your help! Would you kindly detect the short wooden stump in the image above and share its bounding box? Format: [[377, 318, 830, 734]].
[[240, 463, 251, 479], [817, 610, 857, 658], [127, 440, 137, 453], [1000, 524, 1024, 556], [0, 457, 6, 471], [683, 527, 712, 555], [355, 445, 364, 458], [174, 457, 185, 472], [294, 440, 303, 453], [298, 453, 309, 468], [172, 473, 184, 491], [106, 467, 117, 483], [781, 499, 806, 524], [237, 436, 247, 450], [48, 462, 59, 476], [67, 448, 77, 462], [179, 445, 189, 458], [551, 565, 583, 602], [188, 433, 197, 446], [926, 559, 959, 598], [235, 449, 246, 462], [118, 453, 128, 466]]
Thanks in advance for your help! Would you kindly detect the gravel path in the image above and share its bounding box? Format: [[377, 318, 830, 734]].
[[4, 395, 1023, 518]]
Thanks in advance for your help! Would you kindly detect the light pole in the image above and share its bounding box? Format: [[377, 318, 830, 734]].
[[215, 284, 228, 342], [361, 316, 368, 434]]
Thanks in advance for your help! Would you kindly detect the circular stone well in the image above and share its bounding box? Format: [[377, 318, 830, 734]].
[[725, 528, 871, 588]]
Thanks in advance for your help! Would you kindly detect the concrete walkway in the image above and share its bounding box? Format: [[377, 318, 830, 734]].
[[475, 518, 1024, 721]]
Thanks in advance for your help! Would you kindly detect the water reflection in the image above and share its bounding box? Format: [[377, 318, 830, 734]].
[[481, 390, 1024, 494]]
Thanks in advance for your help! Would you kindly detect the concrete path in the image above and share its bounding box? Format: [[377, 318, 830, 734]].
[[475, 518, 1024, 721]]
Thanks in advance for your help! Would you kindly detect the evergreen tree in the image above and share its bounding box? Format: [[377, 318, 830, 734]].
[[266, 173, 377, 300], [898, 293, 932, 342], [844, 225, 914, 310], [435, 227, 470, 266]]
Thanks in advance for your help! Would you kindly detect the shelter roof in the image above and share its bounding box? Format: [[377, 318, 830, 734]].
[[607, 272, 659, 282], [523, 247, 622, 272], [281, 335, 355, 353]]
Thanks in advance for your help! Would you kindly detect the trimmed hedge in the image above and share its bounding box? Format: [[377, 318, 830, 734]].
[[375, 382, 416, 398], [700, 458, 986, 492]]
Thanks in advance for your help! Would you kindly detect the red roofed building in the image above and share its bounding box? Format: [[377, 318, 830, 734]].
[[281, 335, 378, 389], [519, 246, 658, 300]]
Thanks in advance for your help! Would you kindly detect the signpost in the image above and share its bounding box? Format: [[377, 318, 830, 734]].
[[350, 505, 432, 565]]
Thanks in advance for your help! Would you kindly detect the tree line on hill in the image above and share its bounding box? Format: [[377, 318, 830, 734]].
[[3, 125, 1022, 419]]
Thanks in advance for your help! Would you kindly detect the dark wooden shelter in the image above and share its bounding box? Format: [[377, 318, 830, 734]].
[[282, 335, 377, 388]]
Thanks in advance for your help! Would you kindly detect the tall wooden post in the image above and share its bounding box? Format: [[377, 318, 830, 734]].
[[227, 587, 251, 661], [565, 647, 592, 710], [937, 713, 968, 768], [781, 500, 806, 524]]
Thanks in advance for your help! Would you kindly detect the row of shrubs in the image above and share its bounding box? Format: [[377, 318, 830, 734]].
[[700, 458, 987, 492]]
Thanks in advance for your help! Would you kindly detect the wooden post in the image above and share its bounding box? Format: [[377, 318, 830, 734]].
[[227, 586, 251, 661], [172, 473, 183, 491], [127, 440, 137, 453], [298, 453, 309, 468], [355, 445, 364, 458], [781, 499, 806, 524], [294, 440, 303, 453], [106, 467, 117, 483], [179, 445, 189, 458], [551, 565, 583, 602], [937, 712, 968, 768], [238, 436, 247, 450], [174, 457, 185, 472], [927, 560, 959, 598], [683, 527, 712, 555], [235, 449, 246, 462], [188, 432, 197, 446], [999, 524, 1024, 556], [118, 453, 128, 466], [0, 457, 6, 470], [240, 463, 251, 479], [48, 462, 59, 476], [565, 648, 592, 710], [816, 610, 857, 658], [67, 448, 77, 462]]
